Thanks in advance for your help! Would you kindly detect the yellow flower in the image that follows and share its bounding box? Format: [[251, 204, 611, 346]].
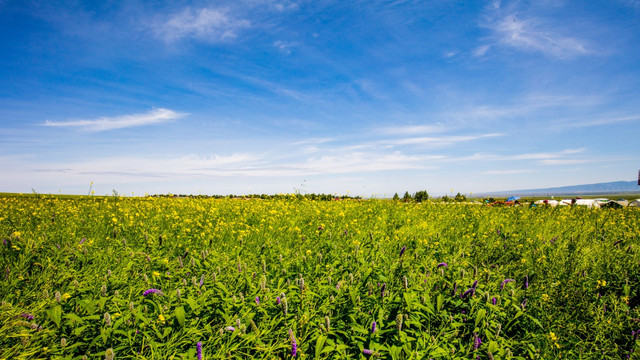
[[541, 294, 550, 302], [152, 271, 161, 277], [62, 293, 71, 300], [158, 314, 166, 322]]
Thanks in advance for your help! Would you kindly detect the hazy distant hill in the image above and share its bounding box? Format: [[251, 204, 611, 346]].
[[485, 180, 639, 196]]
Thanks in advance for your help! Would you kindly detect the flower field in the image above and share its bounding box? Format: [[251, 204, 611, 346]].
[[1, 195, 640, 359]]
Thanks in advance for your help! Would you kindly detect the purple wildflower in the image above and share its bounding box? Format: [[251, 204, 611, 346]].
[[196, 341, 203, 360], [371, 321, 377, 333], [521, 298, 527, 309], [2, 239, 6, 246], [452, 282, 457, 296], [380, 283, 386, 298], [225, 326, 235, 331], [289, 329, 297, 357], [363, 349, 374, 355], [461, 288, 475, 299], [79, 237, 86, 245], [255, 296, 260, 305], [500, 279, 514, 290], [437, 262, 448, 268], [473, 333, 482, 350], [471, 280, 478, 289], [276, 296, 281, 305], [20, 313, 34, 321], [523, 275, 529, 289], [142, 288, 163, 296], [199, 274, 205, 287], [491, 297, 497, 305], [399, 246, 406, 257]]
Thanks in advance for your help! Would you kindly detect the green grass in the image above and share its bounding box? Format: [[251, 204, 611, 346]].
[[1, 195, 639, 359]]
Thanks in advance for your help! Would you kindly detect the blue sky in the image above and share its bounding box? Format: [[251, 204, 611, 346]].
[[1, 0, 639, 197]]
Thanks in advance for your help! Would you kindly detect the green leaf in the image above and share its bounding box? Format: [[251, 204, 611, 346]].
[[475, 309, 486, 327], [429, 347, 449, 358], [175, 306, 186, 327], [74, 325, 88, 336], [48, 305, 62, 328], [525, 314, 544, 329], [63, 312, 83, 325]]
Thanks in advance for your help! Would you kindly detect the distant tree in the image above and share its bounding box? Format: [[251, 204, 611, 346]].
[[442, 195, 451, 202], [414, 190, 429, 202], [402, 191, 412, 202], [455, 192, 466, 202], [393, 193, 400, 201]]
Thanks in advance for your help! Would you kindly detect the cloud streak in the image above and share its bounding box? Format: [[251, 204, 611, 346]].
[[43, 108, 186, 132], [156, 7, 250, 43], [478, 4, 592, 58]]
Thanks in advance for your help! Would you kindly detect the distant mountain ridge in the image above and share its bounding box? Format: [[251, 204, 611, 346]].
[[485, 180, 639, 196]]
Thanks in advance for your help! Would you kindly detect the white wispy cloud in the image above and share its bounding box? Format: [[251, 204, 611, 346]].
[[29, 148, 438, 181], [273, 40, 297, 54], [390, 133, 503, 146], [478, 5, 591, 58], [157, 7, 250, 43], [43, 108, 186, 132], [376, 124, 450, 135], [560, 114, 640, 129], [483, 169, 533, 175], [510, 148, 585, 160], [537, 159, 589, 165]]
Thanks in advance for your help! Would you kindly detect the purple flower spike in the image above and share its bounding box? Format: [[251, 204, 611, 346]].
[[399, 246, 406, 257], [79, 237, 86, 245], [491, 297, 497, 305], [452, 282, 457, 296], [289, 329, 297, 357], [371, 321, 377, 333], [196, 341, 203, 360], [473, 333, 482, 350], [363, 349, 374, 355], [255, 296, 260, 305], [380, 283, 386, 298], [471, 280, 478, 289], [142, 288, 163, 296], [276, 296, 281, 305], [225, 326, 235, 332], [437, 262, 448, 268], [500, 279, 514, 290], [461, 288, 475, 299], [524, 275, 529, 289]]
